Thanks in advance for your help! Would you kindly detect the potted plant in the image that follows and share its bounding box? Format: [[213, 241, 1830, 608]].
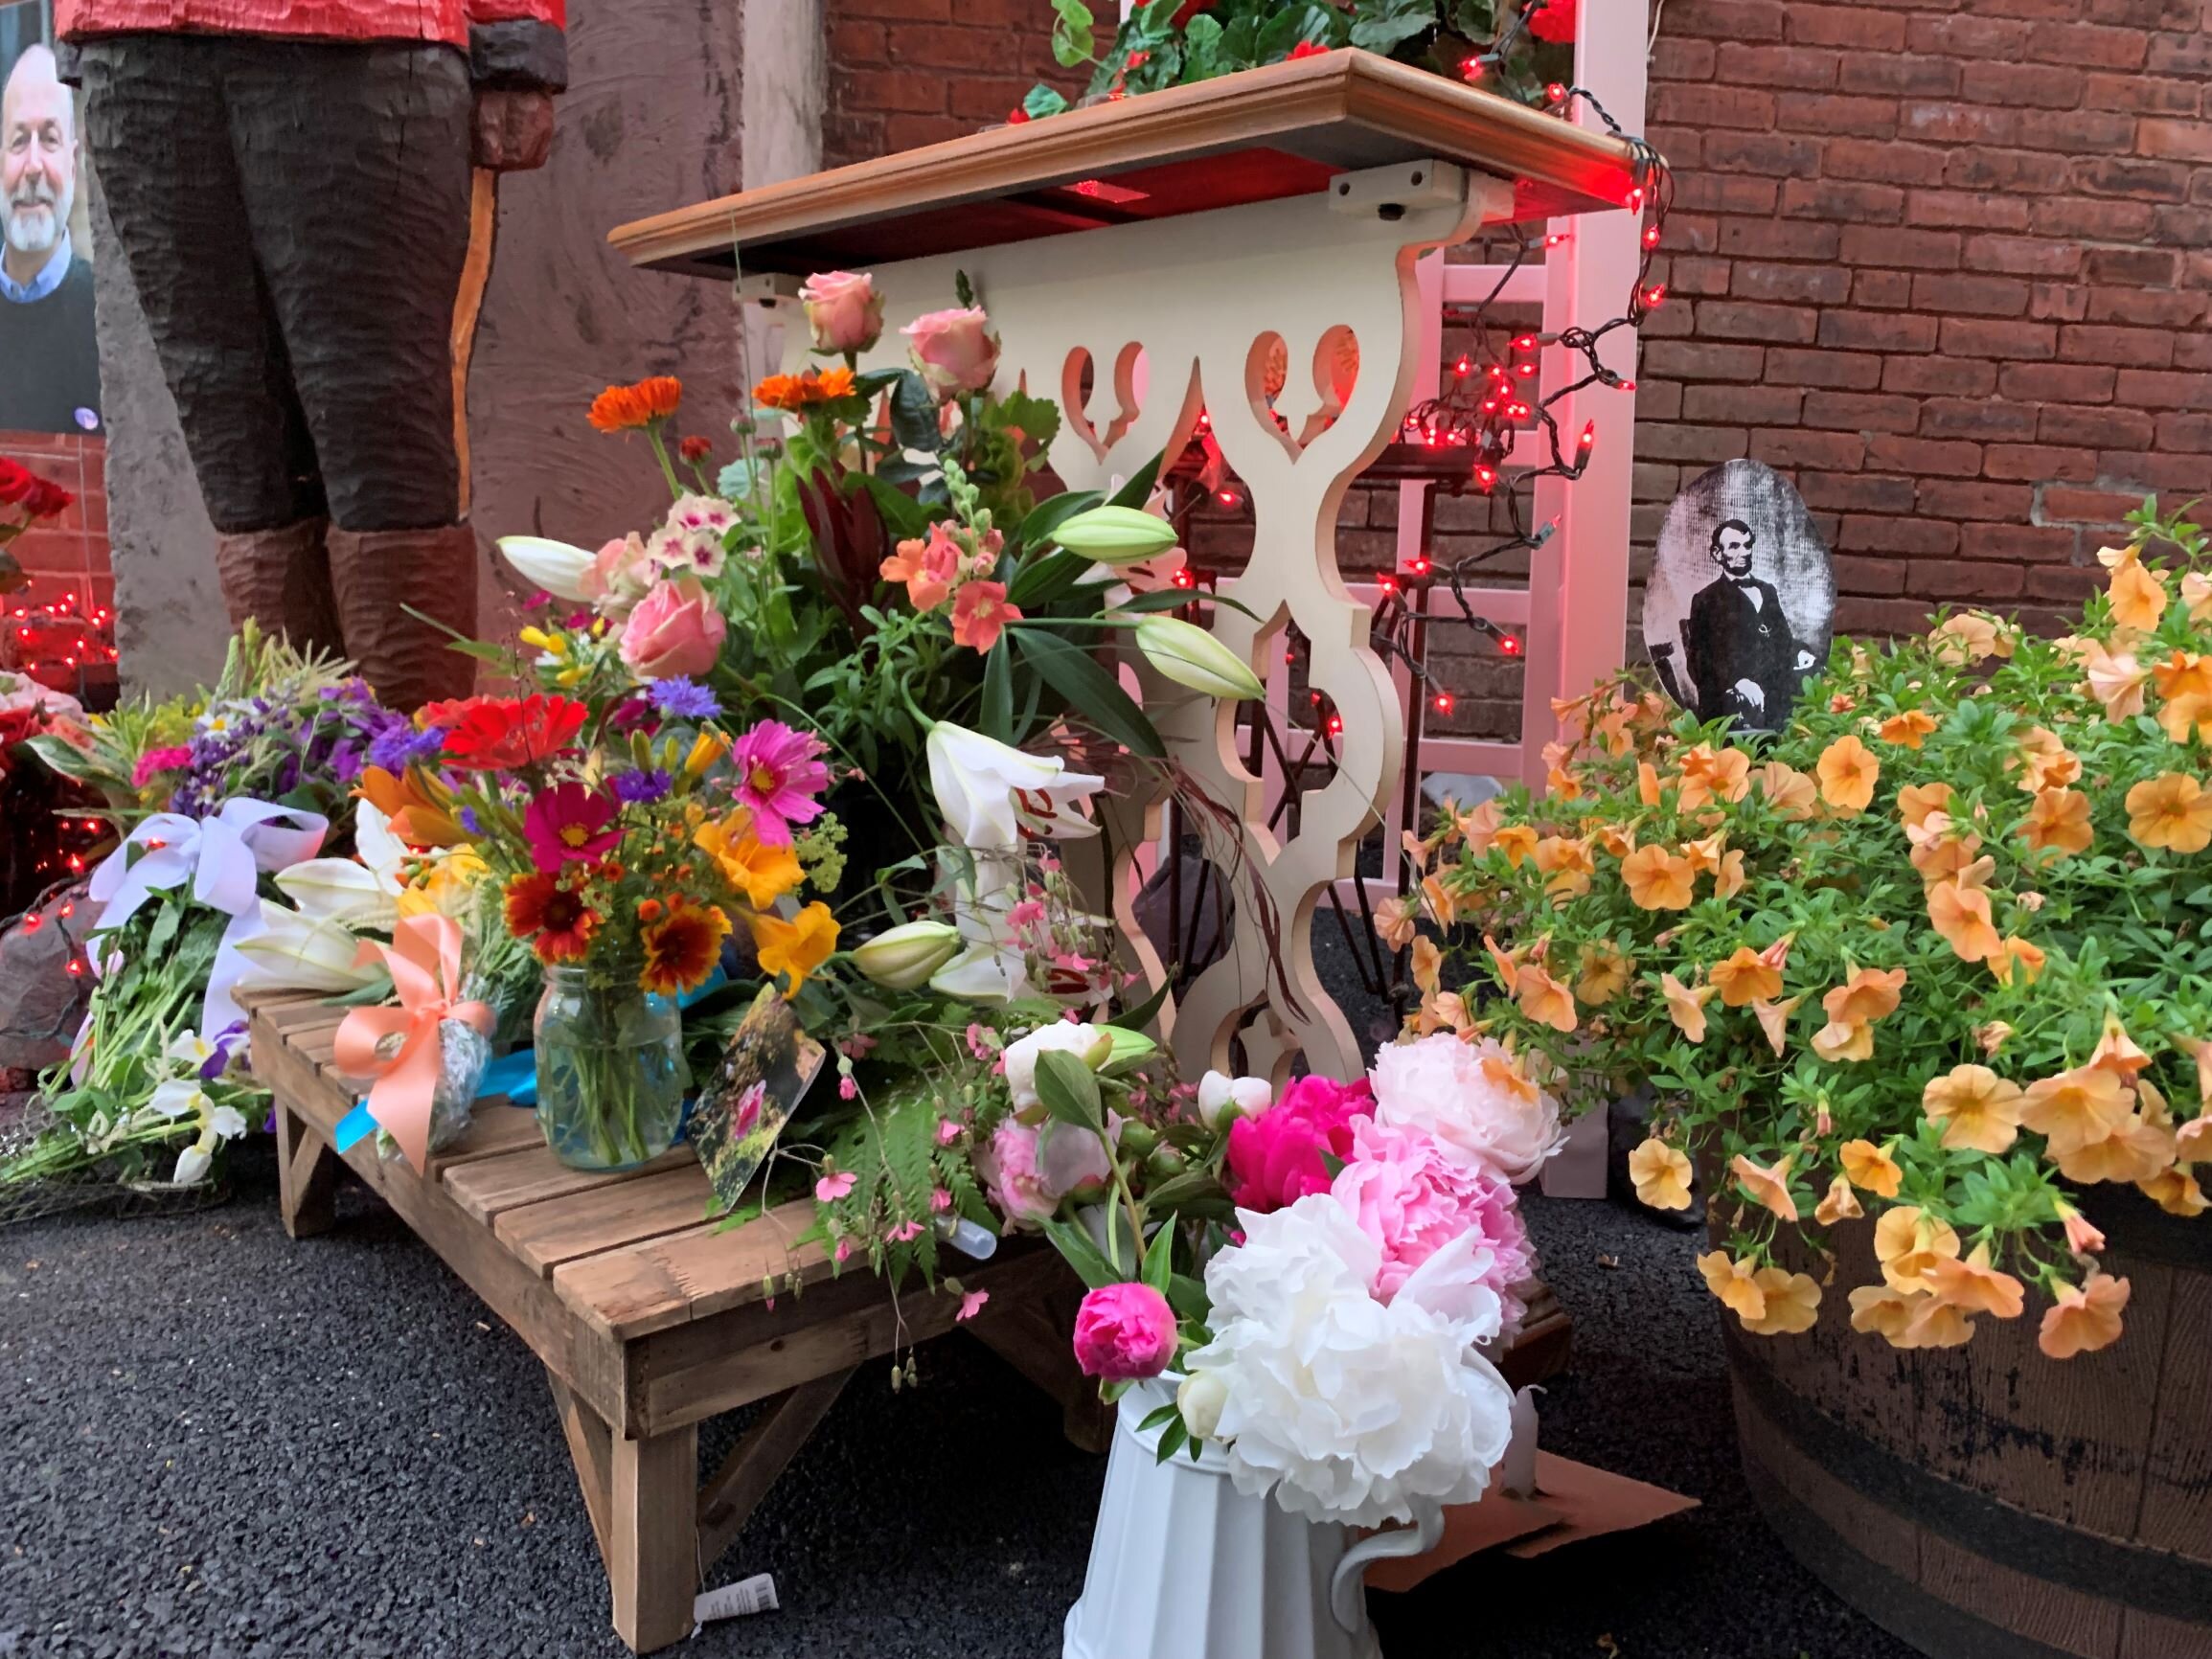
[[1421, 498, 2211, 1657]]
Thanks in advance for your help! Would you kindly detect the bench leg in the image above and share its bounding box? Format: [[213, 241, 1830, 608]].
[[607, 1420, 699, 1654], [696, 1369, 854, 1573], [968, 1291, 1114, 1454], [273, 1096, 338, 1239]]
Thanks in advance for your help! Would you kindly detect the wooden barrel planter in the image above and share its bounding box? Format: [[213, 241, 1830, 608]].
[[1726, 1188, 2211, 1659]]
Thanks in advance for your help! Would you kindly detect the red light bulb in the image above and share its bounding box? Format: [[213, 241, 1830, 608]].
[[1580, 420, 1597, 449], [1546, 82, 1567, 103], [1432, 692, 1454, 715], [1501, 633, 1523, 656]]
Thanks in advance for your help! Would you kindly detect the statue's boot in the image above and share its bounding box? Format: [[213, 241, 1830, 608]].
[[214, 517, 344, 659], [328, 523, 480, 712]]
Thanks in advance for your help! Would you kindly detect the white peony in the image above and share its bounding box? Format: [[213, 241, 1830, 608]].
[[1188, 1194, 1513, 1527], [1370, 1033, 1564, 1184], [1196, 1069, 1272, 1129], [999, 1021, 1111, 1114]]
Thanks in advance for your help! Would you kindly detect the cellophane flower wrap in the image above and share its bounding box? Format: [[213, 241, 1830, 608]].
[[1428, 499, 2211, 1362]]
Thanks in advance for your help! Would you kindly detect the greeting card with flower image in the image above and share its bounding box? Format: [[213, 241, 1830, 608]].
[[693, 986, 827, 1216]]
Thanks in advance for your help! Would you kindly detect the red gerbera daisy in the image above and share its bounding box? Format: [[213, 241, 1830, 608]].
[[504, 871, 602, 964], [436, 694, 589, 771]]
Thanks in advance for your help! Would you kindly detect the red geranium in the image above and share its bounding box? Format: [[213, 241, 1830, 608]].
[[430, 693, 589, 771], [1528, 0, 1576, 43]]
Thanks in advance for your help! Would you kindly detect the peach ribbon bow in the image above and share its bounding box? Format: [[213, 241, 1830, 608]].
[[334, 914, 494, 1172]]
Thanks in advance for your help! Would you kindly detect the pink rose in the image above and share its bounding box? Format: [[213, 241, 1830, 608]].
[[1332, 1120, 1536, 1323], [581, 533, 656, 618], [1223, 1074, 1375, 1213], [975, 1118, 1112, 1222], [1072, 1282, 1178, 1380], [902, 307, 1001, 400], [798, 269, 885, 355], [618, 575, 726, 678]]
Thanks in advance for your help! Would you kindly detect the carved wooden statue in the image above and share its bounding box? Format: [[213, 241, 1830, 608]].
[[54, 0, 567, 709]]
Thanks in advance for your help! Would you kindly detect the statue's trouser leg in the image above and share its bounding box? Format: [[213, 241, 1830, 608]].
[[80, 34, 479, 708]]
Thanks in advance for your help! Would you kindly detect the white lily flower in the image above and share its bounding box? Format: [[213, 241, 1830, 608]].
[[233, 900, 381, 993], [172, 1143, 214, 1186], [274, 857, 400, 930], [497, 534, 598, 602], [148, 1078, 206, 1120], [353, 800, 411, 883], [207, 1105, 249, 1141], [926, 721, 1104, 852]]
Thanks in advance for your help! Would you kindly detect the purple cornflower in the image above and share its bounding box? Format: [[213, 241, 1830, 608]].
[[367, 720, 446, 774], [611, 769, 673, 806], [648, 677, 720, 720]]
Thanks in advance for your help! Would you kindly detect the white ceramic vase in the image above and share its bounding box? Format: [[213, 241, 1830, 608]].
[[1064, 1378, 1442, 1659]]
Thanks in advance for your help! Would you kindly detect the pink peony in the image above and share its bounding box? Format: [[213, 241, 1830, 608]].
[[1223, 1074, 1375, 1213], [975, 1118, 1111, 1221], [582, 532, 656, 617], [618, 575, 726, 679], [902, 306, 1001, 400], [799, 269, 885, 355], [1332, 1120, 1537, 1326], [1072, 1282, 1179, 1380]]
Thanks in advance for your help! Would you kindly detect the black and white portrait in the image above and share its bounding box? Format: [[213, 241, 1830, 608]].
[[1642, 459, 1833, 734]]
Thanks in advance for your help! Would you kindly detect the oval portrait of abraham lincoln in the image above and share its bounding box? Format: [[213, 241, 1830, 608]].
[[1641, 458, 1835, 735]]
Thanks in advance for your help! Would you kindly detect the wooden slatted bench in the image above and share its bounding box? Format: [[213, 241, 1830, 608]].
[[244, 994, 1104, 1654]]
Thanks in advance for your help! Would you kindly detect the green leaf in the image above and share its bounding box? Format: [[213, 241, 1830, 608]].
[[854, 472, 930, 542], [1052, 0, 1097, 66], [1109, 975, 1174, 1034], [889, 371, 944, 453], [1181, 13, 1228, 79], [981, 639, 1015, 741], [1015, 489, 1105, 555], [1145, 1170, 1228, 1215], [1154, 1419, 1190, 1464], [1108, 451, 1164, 510], [993, 388, 1062, 458], [1014, 629, 1165, 759], [1007, 548, 1096, 608], [1167, 1272, 1211, 1324], [1138, 1401, 1182, 1433], [1140, 1220, 1174, 1292], [1036, 1047, 1105, 1130], [1350, 0, 1437, 52], [1023, 83, 1072, 120], [1044, 1216, 1123, 1290]]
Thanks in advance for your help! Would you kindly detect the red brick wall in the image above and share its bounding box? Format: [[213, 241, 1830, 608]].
[[2, 429, 110, 638], [822, 0, 1083, 169], [1636, 0, 2212, 638]]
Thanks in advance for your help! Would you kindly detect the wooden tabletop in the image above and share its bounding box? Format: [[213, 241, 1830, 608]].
[[609, 50, 1649, 281]]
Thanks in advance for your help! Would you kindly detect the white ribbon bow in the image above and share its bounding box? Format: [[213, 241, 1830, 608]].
[[85, 799, 331, 1039]]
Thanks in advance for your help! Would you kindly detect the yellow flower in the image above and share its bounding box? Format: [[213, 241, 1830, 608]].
[[2015, 727, 2082, 793], [1373, 895, 1417, 951], [2108, 553, 2169, 632], [1713, 849, 1747, 899], [1516, 961, 1579, 1034], [1927, 876, 2001, 963], [1812, 1018, 1875, 1063], [1681, 832, 1728, 877], [1752, 995, 1800, 1057], [696, 812, 805, 910], [1874, 1205, 1959, 1292], [1676, 743, 1751, 809], [1709, 944, 1782, 1008], [1816, 735, 1880, 815], [1925, 1242, 2025, 1319], [683, 729, 731, 780], [1661, 972, 1716, 1043], [749, 901, 840, 998], [1453, 797, 1502, 853], [1741, 1268, 1821, 1336], [1410, 936, 1443, 996], [1848, 1284, 1920, 1342], [1629, 1139, 1694, 1211], [2139, 1167, 2207, 1216], [1697, 1250, 1767, 1322], [2087, 1010, 2152, 1080], [1636, 761, 1662, 807], [2152, 649, 2212, 742], [1922, 1064, 2023, 1154], [2082, 638, 2149, 720], [1814, 1174, 1862, 1225], [2019, 787, 2092, 857], [1986, 935, 2046, 987], [2019, 1065, 2133, 1156], [1840, 1138, 1904, 1198], [2053, 1112, 2173, 1186], [1493, 825, 1539, 867], [1574, 942, 1633, 1006], [2186, 570, 2212, 623], [1931, 611, 2008, 665], [1533, 835, 1596, 898], [1731, 1152, 1800, 1222], [1420, 874, 1459, 928], [2126, 772, 2212, 854], [1909, 821, 1984, 887], [2039, 1272, 2130, 1359], [1897, 780, 1954, 832], [1877, 709, 1939, 749], [1622, 844, 1696, 911], [1821, 966, 1906, 1030], [1751, 761, 1818, 820]]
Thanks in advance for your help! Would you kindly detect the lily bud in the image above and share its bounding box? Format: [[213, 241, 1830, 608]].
[[850, 919, 963, 991], [497, 535, 598, 603], [1135, 615, 1265, 700], [1099, 1026, 1157, 1071], [1052, 504, 1180, 565]]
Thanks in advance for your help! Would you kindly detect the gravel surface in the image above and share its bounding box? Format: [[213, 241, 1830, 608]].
[[0, 1136, 1918, 1659]]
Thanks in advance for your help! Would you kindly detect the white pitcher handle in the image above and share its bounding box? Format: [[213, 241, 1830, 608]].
[[1329, 1501, 1445, 1634]]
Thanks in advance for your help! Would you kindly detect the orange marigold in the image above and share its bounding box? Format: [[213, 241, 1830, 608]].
[[588, 375, 683, 433]]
